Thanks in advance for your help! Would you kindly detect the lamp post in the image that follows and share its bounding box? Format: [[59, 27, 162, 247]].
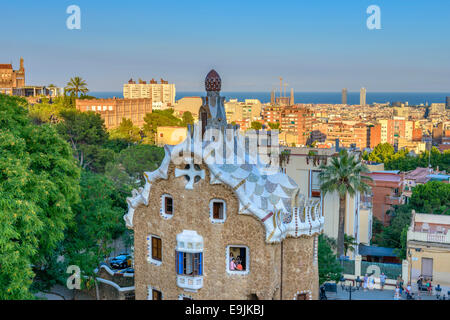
[[344, 282, 358, 300]]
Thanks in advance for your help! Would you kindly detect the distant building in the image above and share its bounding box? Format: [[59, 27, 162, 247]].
[[76, 98, 152, 129], [123, 78, 175, 105], [360, 87, 367, 106], [173, 96, 202, 117], [446, 96, 450, 109], [365, 170, 404, 226], [407, 211, 450, 291], [342, 88, 347, 105], [0, 57, 25, 95], [155, 126, 187, 146], [431, 103, 446, 114], [280, 105, 313, 146]]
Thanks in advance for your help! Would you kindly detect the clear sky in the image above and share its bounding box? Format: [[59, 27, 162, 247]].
[[1, 0, 449, 92]]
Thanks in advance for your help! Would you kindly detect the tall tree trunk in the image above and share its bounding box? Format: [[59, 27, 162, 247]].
[[337, 195, 346, 259]]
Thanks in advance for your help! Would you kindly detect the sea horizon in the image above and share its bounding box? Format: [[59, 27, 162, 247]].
[[89, 91, 450, 106]]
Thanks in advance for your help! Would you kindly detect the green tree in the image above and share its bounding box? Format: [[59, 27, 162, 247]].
[[343, 234, 357, 257], [105, 144, 165, 194], [319, 149, 372, 258], [373, 205, 412, 259], [62, 171, 127, 293], [181, 111, 194, 127], [250, 121, 262, 130], [65, 77, 88, 98], [142, 109, 182, 144], [57, 109, 114, 172], [409, 181, 450, 214], [0, 94, 80, 299], [268, 122, 280, 131], [366, 143, 395, 163], [109, 118, 141, 143], [318, 234, 343, 285]]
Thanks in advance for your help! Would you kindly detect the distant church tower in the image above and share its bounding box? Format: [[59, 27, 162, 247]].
[[290, 88, 294, 105]]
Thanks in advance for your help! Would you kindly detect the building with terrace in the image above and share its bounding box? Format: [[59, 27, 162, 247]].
[[407, 211, 450, 291]]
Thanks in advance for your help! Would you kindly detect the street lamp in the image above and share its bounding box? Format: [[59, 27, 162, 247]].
[[343, 282, 358, 300]]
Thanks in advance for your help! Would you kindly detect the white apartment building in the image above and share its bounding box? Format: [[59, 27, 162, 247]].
[[123, 79, 176, 105]]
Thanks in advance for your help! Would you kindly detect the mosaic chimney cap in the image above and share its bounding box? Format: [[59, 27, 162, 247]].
[[205, 69, 221, 92]]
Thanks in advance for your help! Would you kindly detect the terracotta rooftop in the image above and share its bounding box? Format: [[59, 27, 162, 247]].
[[0, 64, 13, 69]]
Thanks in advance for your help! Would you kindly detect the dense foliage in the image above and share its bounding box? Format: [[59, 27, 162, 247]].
[[363, 142, 450, 172], [0, 95, 80, 299], [0, 91, 165, 299], [318, 234, 343, 285]]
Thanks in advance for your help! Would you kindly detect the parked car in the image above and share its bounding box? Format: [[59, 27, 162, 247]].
[[109, 254, 132, 269]]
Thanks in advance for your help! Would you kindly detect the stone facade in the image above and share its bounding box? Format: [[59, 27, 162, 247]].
[[0, 57, 25, 94], [132, 163, 318, 300]]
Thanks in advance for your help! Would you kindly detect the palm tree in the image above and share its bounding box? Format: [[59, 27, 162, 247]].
[[319, 149, 373, 259], [65, 77, 88, 97], [344, 234, 358, 257]]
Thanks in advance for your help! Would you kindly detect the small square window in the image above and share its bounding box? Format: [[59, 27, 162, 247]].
[[213, 202, 223, 219], [210, 199, 226, 223]]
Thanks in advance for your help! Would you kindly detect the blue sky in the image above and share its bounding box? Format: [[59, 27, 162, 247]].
[[1, 0, 449, 92]]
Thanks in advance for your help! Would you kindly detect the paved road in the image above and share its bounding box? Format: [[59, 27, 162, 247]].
[[326, 285, 443, 300]]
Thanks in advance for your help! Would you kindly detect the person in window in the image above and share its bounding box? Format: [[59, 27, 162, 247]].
[[235, 256, 243, 271], [229, 258, 236, 271]]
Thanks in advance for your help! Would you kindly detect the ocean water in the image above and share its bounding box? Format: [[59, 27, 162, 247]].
[[89, 91, 450, 106]]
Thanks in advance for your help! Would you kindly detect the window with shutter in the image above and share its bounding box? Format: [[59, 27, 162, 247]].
[[150, 236, 162, 262]]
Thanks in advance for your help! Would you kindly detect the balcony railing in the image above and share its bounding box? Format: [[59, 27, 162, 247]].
[[407, 230, 450, 244], [177, 275, 203, 291]]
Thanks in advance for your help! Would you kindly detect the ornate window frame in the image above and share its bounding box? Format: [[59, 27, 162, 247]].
[[160, 194, 174, 219], [226, 245, 250, 276], [209, 199, 226, 224]]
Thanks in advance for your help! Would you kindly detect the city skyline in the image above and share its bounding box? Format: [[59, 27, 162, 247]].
[[1, 0, 450, 92]]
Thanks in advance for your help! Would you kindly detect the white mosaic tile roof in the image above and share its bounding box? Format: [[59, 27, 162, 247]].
[[124, 125, 323, 243]]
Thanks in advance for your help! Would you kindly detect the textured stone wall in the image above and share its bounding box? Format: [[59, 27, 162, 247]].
[[133, 162, 318, 300]]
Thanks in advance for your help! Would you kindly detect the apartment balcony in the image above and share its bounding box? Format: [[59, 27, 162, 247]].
[[385, 195, 403, 205], [407, 230, 450, 244], [177, 275, 203, 291]]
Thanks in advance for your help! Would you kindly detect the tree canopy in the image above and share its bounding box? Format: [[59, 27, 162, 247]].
[[0, 95, 80, 299], [318, 234, 342, 285], [143, 109, 182, 144]]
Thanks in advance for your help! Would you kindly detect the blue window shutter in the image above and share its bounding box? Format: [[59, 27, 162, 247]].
[[177, 252, 183, 274], [198, 253, 203, 275]]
